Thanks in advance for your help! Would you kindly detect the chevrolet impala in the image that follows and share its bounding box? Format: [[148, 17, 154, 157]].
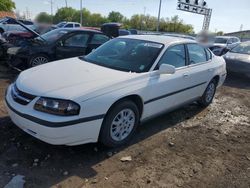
[[5, 35, 227, 147]]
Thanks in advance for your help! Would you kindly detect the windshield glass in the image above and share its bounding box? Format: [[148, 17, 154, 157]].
[[214, 37, 228, 44], [0, 18, 7, 23], [37, 29, 68, 43], [56, 22, 66, 28], [83, 38, 163, 73], [230, 43, 250, 55]]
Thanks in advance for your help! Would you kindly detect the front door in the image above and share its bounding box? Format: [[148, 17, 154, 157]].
[[143, 44, 192, 118], [56, 32, 90, 59]]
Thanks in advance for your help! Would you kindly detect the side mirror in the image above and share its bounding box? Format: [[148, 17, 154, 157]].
[[159, 64, 176, 75], [2, 22, 7, 25], [227, 41, 233, 45]]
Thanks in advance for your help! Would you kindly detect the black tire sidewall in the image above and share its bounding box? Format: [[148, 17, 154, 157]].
[[29, 54, 49, 67], [100, 100, 139, 147], [200, 79, 217, 107]]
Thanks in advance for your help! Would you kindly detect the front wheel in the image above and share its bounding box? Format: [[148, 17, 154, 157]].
[[198, 79, 217, 107], [99, 100, 139, 147], [29, 54, 49, 67]]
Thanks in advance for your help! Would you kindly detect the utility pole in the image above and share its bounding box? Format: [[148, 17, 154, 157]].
[[80, 0, 83, 25], [50, 0, 53, 23], [140, 7, 146, 31], [157, 0, 162, 32], [65, 0, 68, 7]]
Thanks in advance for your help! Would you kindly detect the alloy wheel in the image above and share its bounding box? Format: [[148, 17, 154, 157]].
[[31, 56, 48, 67], [110, 109, 136, 142]]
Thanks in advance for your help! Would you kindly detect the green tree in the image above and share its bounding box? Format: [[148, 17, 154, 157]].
[[216, 31, 224, 36], [108, 11, 124, 23], [35, 12, 53, 24], [73, 8, 92, 26], [90, 13, 107, 27], [0, 0, 15, 11], [53, 7, 77, 24]]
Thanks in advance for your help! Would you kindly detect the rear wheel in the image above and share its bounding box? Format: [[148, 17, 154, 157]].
[[100, 100, 139, 147], [198, 79, 217, 107], [29, 54, 49, 67]]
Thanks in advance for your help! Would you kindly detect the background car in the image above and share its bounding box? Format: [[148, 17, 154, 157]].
[[210, 36, 241, 56], [7, 28, 110, 69], [5, 35, 226, 147], [223, 41, 250, 78], [119, 29, 131, 36], [0, 17, 34, 34], [128, 29, 138, 34], [0, 18, 40, 60], [52, 21, 81, 29]]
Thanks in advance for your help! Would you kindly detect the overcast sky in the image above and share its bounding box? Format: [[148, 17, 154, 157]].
[[13, 0, 250, 33]]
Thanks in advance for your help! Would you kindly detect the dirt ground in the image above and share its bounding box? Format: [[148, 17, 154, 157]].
[[0, 64, 249, 188]]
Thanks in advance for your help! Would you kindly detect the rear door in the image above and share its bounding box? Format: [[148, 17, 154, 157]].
[[55, 32, 90, 59], [185, 43, 214, 98]]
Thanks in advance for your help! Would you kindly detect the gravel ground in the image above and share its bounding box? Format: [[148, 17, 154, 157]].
[[0, 65, 249, 188]]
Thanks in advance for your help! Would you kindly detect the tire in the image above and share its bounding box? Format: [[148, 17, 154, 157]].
[[100, 100, 140, 147], [198, 79, 217, 107], [29, 54, 49, 67]]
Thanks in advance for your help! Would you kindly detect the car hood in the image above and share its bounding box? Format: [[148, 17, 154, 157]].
[[224, 52, 250, 62], [16, 57, 143, 101]]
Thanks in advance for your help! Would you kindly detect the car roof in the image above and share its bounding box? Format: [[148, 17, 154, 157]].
[[56, 28, 102, 34], [215, 36, 238, 39], [119, 35, 195, 45]]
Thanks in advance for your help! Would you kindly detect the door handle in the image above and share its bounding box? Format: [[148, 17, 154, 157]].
[[183, 73, 189, 78], [208, 68, 214, 72]]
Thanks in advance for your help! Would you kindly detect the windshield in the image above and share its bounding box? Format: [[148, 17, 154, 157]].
[[37, 29, 68, 43], [56, 22, 66, 28], [230, 43, 250, 55], [83, 38, 164, 73], [214, 37, 228, 44], [0, 18, 8, 23]]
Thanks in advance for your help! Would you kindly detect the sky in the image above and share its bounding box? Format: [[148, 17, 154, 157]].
[[12, 0, 250, 33]]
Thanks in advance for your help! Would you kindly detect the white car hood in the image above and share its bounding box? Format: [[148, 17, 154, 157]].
[[16, 57, 142, 100]]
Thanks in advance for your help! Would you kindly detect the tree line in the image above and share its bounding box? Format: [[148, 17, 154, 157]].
[[36, 7, 194, 34]]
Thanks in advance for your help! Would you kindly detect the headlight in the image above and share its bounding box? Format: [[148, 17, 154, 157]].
[[34, 97, 80, 116]]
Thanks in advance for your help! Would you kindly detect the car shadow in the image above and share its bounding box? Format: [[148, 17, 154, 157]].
[[0, 102, 205, 188], [224, 72, 250, 90]]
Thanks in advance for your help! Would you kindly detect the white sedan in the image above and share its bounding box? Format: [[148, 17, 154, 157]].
[[5, 35, 227, 147]]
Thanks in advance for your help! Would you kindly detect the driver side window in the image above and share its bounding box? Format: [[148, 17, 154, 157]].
[[157, 44, 186, 69], [64, 33, 89, 47]]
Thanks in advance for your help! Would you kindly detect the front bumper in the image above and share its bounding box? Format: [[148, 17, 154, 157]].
[[5, 86, 103, 146]]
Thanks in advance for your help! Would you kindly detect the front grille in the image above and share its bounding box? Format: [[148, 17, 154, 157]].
[[11, 84, 36, 105]]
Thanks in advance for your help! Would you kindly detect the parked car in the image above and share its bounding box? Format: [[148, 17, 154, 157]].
[[5, 35, 227, 147], [210, 36, 241, 56], [128, 29, 138, 35], [223, 41, 250, 78], [101, 23, 122, 38], [53, 21, 81, 29], [7, 28, 110, 69], [0, 17, 41, 60], [0, 17, 34, 34], [119, 29, 131, 36]]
